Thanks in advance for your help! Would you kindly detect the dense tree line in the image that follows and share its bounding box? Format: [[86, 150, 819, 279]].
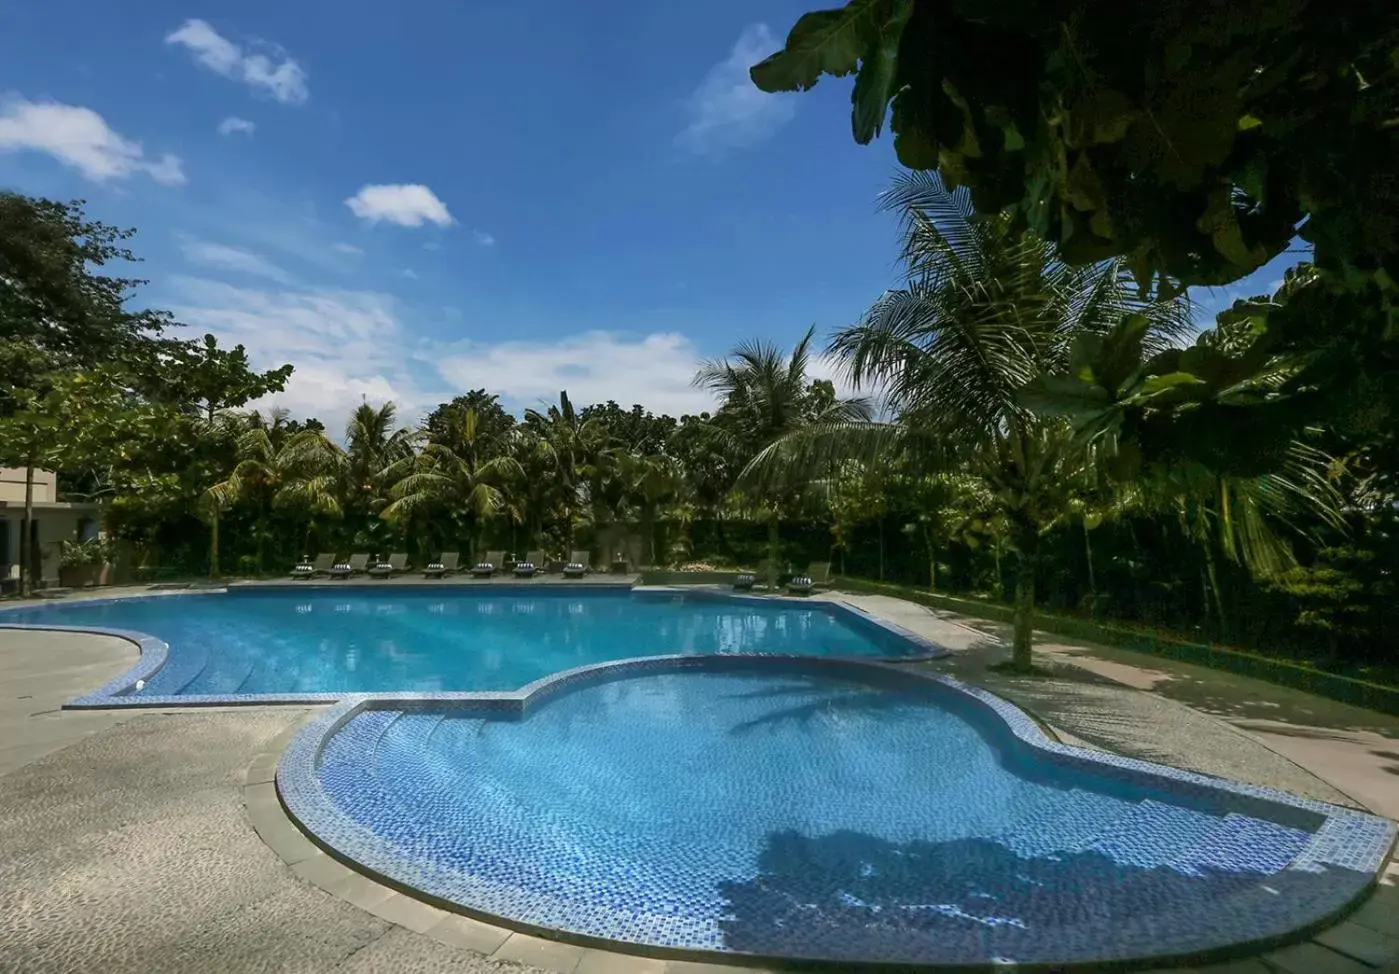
[[1, 184, 1393, 681]]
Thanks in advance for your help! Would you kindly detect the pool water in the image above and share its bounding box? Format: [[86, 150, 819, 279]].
[[2, 588, 919, 697], [304, 669, 1341, 965]]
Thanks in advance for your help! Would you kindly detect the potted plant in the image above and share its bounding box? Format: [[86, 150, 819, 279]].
[[59, 537, 114, 588]]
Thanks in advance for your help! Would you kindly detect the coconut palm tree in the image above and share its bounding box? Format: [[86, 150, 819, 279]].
[[205, 418, 347, 566], [343, 401, 415, 545], [618, 451, 681, 567], [744, 171, 1195, 670], [694, 327, 873, 587], [380, 407, 522, 557], [522, 391, 611, 548]]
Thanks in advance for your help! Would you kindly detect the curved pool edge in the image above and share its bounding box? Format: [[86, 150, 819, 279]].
[[0, 584, 950, 709], [273, 653, 1398, 972]]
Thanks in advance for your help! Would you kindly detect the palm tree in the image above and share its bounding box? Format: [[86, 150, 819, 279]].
[[344, 401, 415, 549], [619, 451, 681, 567], [694, 327, 873, 588], [522, 391, 611, 548], [744, 171, 1194, 671], [380, 407, 522, 557], [206, 418, 347, 564]]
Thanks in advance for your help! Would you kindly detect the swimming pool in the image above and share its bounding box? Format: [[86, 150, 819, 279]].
[[0, 585, 941, 706], [279, 656, 1397, 968]]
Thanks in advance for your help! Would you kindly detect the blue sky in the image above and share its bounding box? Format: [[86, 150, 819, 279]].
[[0, 2, 1297, 438]]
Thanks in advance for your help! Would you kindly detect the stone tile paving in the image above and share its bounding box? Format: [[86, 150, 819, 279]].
[[0, 705, 551, 974]]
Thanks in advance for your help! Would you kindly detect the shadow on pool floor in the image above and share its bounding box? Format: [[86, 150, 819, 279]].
[[717, 829, 1373, 967]]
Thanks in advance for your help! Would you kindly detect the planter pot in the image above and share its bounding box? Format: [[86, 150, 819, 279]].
[[58, 564, 105, 588]]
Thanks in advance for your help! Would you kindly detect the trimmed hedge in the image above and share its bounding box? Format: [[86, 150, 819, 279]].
[[833, 577, 1399, 716], [638, 570, 744, 587]]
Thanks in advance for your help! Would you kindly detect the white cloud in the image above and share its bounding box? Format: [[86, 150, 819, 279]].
[[399, 269, 419, 280], [166, 19, 308, 105], [345, 184, 454, 228], [163, 275, 864, 437], [434, 332, 719, 417], [676, 24, 796, 157], [332, 242, 364, 255], [217, 116, 256, 137], [165, 276, 431, 440], [472, 229, 496, 247], [179, 238, 289, 282], [0, 96, 185, 185]]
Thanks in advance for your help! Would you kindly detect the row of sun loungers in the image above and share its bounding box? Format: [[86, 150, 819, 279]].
[[732, 561, 832, 596], [289, 550, 599, 580]]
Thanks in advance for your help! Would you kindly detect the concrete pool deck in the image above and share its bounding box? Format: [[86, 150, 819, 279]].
[[0, 584, 1396, 972]]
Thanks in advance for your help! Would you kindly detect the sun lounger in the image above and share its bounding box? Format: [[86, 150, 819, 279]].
[[561, 551, 592, 578], [291, 553, 336, 579], [328, 553, 370, 579], [787, 561, 832, 596], [513, 550, 545, 578], [471, 551, 506, 578], [367, 552, 409, 578], [423, 552, 459, 578]]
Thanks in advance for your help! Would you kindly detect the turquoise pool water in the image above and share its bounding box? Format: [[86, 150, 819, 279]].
[[283, 663, 1391, 965], [1, 587, 923, 697]]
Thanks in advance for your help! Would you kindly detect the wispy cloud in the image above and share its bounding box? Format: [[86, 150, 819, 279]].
[[399, 269, 419, 280], [0, 96, 185, 184], [332, 242, 364, 255], [166, 19, 308, 105], [165, 276, 432, 440], [676, 24, 796, 158], [345, 183, 454, 228], [434, 332, 718, 417], [217, 116, 256, 137], [472, 229, 496, 247], [179, 238, 289, 282]]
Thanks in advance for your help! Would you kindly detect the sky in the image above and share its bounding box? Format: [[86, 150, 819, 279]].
[[0, 1, 1298, 440]]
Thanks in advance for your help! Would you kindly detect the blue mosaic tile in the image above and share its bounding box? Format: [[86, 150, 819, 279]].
[[273, 657, 1395, 969]]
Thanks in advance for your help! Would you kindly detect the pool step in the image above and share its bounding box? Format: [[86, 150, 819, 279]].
[[1170, 813, 1310, 877]]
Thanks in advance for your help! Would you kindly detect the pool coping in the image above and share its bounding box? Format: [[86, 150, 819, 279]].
[[272, 653, 1398, 972], [0, 583, 948, 709]]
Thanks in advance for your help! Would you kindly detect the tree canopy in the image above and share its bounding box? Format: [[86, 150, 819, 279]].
[[752, 0, 1399, 494], [752, 0, 1399, 297]]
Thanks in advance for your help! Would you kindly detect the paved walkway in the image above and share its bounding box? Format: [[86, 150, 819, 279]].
[[832, 593, 1399, 819], [0, 588, 1396, 973]]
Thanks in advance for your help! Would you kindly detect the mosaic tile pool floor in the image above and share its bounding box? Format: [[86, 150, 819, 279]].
[[279, 662, 1396, 967]]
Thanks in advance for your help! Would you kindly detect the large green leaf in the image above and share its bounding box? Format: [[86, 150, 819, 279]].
[[750, 0, 890, 93], [1017, 374, 1111, 421], [850, 0, 912, 143]]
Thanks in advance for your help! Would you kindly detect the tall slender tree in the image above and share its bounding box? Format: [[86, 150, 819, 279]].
[[695, 327, 873, 588], [746, 172, 1193, 669]]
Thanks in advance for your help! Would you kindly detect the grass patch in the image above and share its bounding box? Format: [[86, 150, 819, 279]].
[[834, 576, 1399, 715]]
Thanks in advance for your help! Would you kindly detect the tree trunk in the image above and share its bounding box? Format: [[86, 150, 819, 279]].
[[766, 514, 780, 590], [19, 461, 35, 597], [208, 510, 221, 578], [877, 515, 886, 581], [1010, 553, 1037, 671], [255, 500, 266, 575], [1083, 522, 1097, 617], [1202, 542, 1228, 642], [923, 523, 937, 591]]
